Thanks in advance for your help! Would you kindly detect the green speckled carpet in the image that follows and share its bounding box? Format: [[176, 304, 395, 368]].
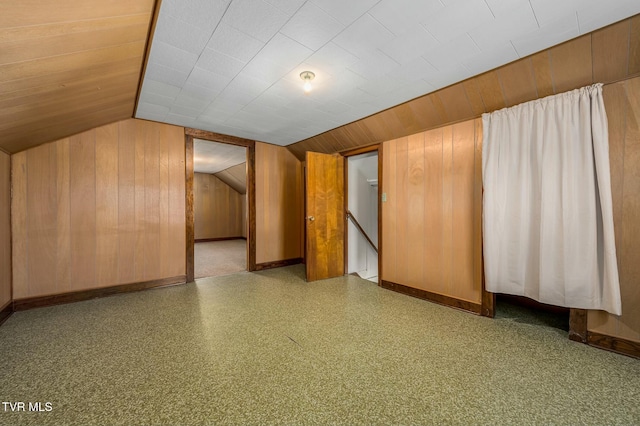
[[0, 265, 638, 425]]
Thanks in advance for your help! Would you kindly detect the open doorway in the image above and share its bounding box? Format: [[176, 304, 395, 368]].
[[192, 139, 247, 279], [345, 149, 379, 283]]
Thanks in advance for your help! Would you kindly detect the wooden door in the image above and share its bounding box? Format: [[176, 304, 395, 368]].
[[305, 152, 345, 281]]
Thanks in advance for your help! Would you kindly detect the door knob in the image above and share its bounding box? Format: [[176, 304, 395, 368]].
[[307, 216, 315, 222]]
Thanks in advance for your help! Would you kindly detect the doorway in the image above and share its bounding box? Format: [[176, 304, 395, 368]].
[[192, 139, 247, 279], [345, 147, 380, 283], [185, 129, 256, 282]]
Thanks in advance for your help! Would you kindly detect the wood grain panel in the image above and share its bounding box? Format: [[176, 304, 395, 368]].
[[95, 123, 119, 286], [0, 152, 11, 309], [423, 128, 443, 294], [441, 126, 454, 296], [215, 162, 247, 194], [382, 140, 396, 283], [498, 60, 538, 107], [530, 53, 555, 98], [0, 0, 155, 154], [118, 119, 136, 283], [11, 152, 27, 298], [451, 121, 478, 302], [288, 16, 639, 160], [407, 133, 425, 289], [194, 173, 244, 240], [549, 35, 593, 93], [69, 131, 96, 290], [256, 143, 304, 264], [592, 20, 632, 84], [11, 118, 186, 299], [395, 137, 409, 286], [56, 138, 71, 293]]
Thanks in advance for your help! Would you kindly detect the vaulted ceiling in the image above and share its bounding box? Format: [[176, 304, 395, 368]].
[[2, 1, 640, 154]]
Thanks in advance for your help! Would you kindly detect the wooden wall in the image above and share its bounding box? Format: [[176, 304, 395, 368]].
[[0, 152, 10, 310], [382, 120, 483, 306], [255, 142, 303, 264], [194, 172, 244, 240], [287, 15, 640, 160], [587, 77, 640, 344], [11, 119, 186, 299]]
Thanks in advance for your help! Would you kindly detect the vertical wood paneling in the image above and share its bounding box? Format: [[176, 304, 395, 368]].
[[194, 173, 244, 240], [473, 71, 506, 114], [255, 142, 303, 264], [441, 126, 454, 296], [11, 152, 27, 298], [530, 52, 555, 98], [69, 131, 96, 290], [549, 35, 593, 93], [407, 133, 425, 289], [143, 121, 160, 279], [498, 60, 538, 107], [451, 121, 477, 302], [56, 138, 71, 293], [382, 140, 396, 283], [27, 143, 57, 295], [118, 119, 136, 283], [587, 77, 640, 343], [395, 137, 409, 286], [11, 118, 186, 299], [423, 128, 443, 293], [0, 152, 11, 308], [629, 15, 640, 75], [592, 20, 631, 83], [95, 123, 119, 286]]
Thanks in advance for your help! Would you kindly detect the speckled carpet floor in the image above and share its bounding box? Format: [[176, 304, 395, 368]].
[[194, 239, 246, 279], [0, 265, 638, 425]]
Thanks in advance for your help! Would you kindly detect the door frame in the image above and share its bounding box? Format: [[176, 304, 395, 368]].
[[341, 144, 382, 285], [184, 128, 256, 282]]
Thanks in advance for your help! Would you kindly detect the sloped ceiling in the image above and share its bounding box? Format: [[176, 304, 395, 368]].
[[136, 0, 640, 146], [194, 139, 246, 174], [0, 0, 156, 154]]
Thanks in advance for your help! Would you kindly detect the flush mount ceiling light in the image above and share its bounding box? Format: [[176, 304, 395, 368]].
[[300, 71, 315, 93]]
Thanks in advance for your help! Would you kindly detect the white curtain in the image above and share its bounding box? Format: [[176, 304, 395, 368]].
[[482, 83, 622, 315]]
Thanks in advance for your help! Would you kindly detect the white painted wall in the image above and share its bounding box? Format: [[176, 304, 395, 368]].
[[347, 152, 378, 280]]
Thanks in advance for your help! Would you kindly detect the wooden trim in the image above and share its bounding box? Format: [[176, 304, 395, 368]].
[[346, 210, 378, 253], [254, 257, 303, 271], [195, 237, 246, 243], [377, 146, 383, 286], [381, 280, 482, 315], [246, 141, 256, 272], [13, 276, 187, 311], [185, 128, 256, 147], [0, 301, 13, 326], [340, 144, 380, 157], [133, 0, 162, 117], [569, 308, 588, 343], [587, 332, 640, 359], [185, 134, 195, 282], [185, 129, 256, 272]]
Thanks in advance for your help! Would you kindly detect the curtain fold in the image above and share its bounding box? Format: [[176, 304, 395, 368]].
[[482, 83, 622, 315]]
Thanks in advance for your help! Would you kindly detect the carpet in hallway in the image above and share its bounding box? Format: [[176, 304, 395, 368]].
[[195, 239, 246, 279]]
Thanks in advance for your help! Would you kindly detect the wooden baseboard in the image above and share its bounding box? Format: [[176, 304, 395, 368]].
[[381, 280, 482, 315], [254, 258, 303, 271], [0, 301, 13, 325], [569, 309, 588, 343], [195, 237, 246, 243], [13, 275, 187, 311], [587, 332, 640, 359]]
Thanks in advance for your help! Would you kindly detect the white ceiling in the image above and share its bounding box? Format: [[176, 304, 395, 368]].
[[136, 0, 640, 146], [194, 139, 247, 174]]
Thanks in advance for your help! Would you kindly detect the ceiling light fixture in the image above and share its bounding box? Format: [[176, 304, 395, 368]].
[[300, 71, 315, 93]]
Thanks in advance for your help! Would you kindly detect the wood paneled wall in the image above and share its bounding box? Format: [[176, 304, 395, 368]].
[[0, 0, 156, 154], [194, 172, 244, 240], [11, 119, 185, 299], [215, 163, 247, 195], [382, 119, 483, 305], [255, 142, 303, 264], [588, 77, 640, 344], [288, 15, 640, 160], [0, 152, 11, 310]]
